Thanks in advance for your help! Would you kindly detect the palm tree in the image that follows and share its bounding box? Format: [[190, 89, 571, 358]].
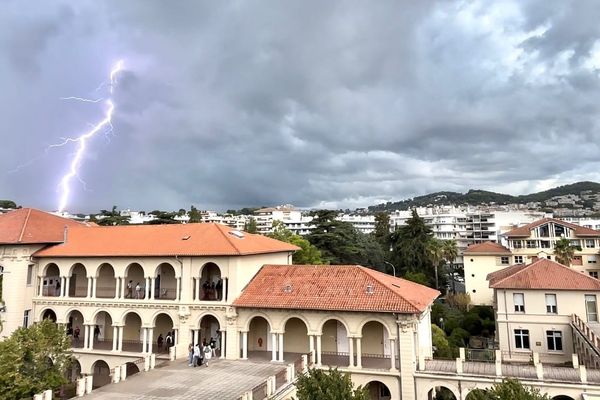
[[442, 240, 459, 293], [554, 237, 580, 266], [427, 238, 444, 290]]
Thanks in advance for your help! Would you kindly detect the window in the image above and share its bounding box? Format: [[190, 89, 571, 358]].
[[527, 240, 537, 249], [541, 240, 551, 249], [514, 329, 530, 349], [500, 256, 510, 265], [514, 255, 524, 264], [514, 293, 525, 312], [586, 295, 598, 322], [588, 255, 597, 264], [590, 271, 599, 279], [586, 239, 596, 249], [513, 240, 523, 249], [546, 331, 563, 351], [23, 310, 30, 328], [26, 265, 33, 285], [545, 294, 557, 313]]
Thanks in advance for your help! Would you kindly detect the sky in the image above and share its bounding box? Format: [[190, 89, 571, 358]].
[[2, 0, 600, 213]]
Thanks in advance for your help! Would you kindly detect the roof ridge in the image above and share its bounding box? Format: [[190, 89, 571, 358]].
[[360, 266, 421, 313], [17, 208, 32, 243], [491, 258, 544, 287], [214, 224, 242, 255]]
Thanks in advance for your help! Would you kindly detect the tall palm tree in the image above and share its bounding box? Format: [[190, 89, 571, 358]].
[[554, 237, 580, 266], [442, 240, 459, 293], [427, 238, 444, 290]]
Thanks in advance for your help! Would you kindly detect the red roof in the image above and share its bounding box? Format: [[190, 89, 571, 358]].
[[233, 265, 440, 314], [502, 217, 600, 237], [0, 208, 87, 244], [488, 258, 600, 290], [464, 242, 511, 254], [34, 223, 298, 257]]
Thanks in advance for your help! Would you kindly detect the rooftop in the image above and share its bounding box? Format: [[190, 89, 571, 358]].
[[234, 264, 440, 314], [464, 241, 511, 254], [502, 217, 600, 238], [0, 208, 88, 245]]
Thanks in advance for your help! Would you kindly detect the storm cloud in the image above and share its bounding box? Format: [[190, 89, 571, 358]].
[[2, 0, 600, 212]]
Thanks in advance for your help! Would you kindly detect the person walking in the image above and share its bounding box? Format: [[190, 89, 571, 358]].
[[135, 282, 141, 299], [55, 279, 61, 296], [210, 337, 216, 357], [165, 332, 172, 350], [157, 334, 164, 350], [188, 343, 194, 366], [74, 326, 80, 344], [93, 325, 100, 342], [203, 342, 212, 367], [126, 280, 133, 298], [193, 343, 201, 367]]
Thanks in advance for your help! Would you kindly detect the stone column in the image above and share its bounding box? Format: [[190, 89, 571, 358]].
[[195, 278, 201, 301], [114, 277, 120, 299], [142, 328, 148, 353], [272, 333, 278, 361], [221, 329, 227, 359], [83, 325, 89, 349], [356, 336, 362, 369], [112, 326, 118, 351], [150, 277, 156, 300], [92, 277, 97, 298], [86, 277, 92, 298], [59, 277, 65, 297], [120, 277, 126, 299], [348, 337, 354, 367], [241, 331, 248, 359], [174, 329, 178, 346], [397, 319, 417, 400], [176, 277, 181, 301], [148, 328, 154, 353], [38, 277, 44, 296], [224, 278, 229, 302], [316, 334, 322, 366], [88, 325, 94, 350], [64, 276, 70, 298], [278, 333, 284, 362], [193, 329, 199, 346], [390, 339, 397, 370], [145, 277, 151, 299], [118, 326, 124, 351]]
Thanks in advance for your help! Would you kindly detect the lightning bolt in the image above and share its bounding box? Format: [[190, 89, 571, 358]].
[[57, 60, 124, 213]]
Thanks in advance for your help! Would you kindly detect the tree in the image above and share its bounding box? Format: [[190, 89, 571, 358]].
[[467, 379, 550, 400], [295, 367, 369, 400], [269, 221, 323, 264], [0, 200, 17, 209], [306, 211, 362, 264], [188, 206, 202, 223], [431, 325, 453, 358], [390, 210, 434, 279], [442, 240, 459, 293], [553, 237, 581, 266], [427, 238, 445, 290], [403, 271, 428, 285], [244, 217, 258, 233], [372, 212, 391, 252], [0, 319, 72, 399], [95, 206, 129, 226]]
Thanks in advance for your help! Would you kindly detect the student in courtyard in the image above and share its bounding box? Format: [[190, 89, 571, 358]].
[[55, 279, 61, 296], [203, 341, 212, 366], [188, 343, 193, 366], [210, 337, 216, 357], [93, 325, 100, 341], [165, 332, 172, 349], [193, 343, 201, 367], [135, 282, 141, 299], [126, 280, 133, 298], [157, 334, 164, 350]]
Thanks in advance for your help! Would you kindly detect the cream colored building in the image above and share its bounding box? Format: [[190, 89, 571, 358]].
[[488, 258, 600, 364], [0, 208, 442, 400], [465, 218, 600, 305]]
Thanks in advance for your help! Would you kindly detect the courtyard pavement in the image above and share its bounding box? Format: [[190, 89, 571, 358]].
[[84, 358, 286, 400]]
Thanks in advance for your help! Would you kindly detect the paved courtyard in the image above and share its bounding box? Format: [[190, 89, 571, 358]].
[[84, 358, 286, 400]]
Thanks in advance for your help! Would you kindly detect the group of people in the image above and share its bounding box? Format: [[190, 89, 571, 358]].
[[188, 337, 217, 367], [125, 280, 144, 299], [156, 331, 176, 352], [201, 279, 223, 300], [66, 324, 100, 344]]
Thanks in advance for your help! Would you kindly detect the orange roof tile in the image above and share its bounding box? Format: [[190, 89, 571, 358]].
[[502, 217, 600, 237], [464, 242, 511, 254], [233, 265, 440, 314], [34, 223, 298, 257], [0, 208, 87, 244], [488, 258, 600, 290]]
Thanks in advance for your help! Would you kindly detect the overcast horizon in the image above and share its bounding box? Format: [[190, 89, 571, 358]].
[[3, 1, 600, 213]]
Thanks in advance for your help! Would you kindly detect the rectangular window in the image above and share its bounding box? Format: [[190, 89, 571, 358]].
[[546, 331, 563, 351], [589, 255, 597, 264], [545, 294, 557, 314], [589, 271, 599, 279], [586, 295, 598, 322], [500, 256, 510, 265], [23, 310, 30, 328], [513, 240, 523, 249], [515, 255, 524, 264], [527, 240, 537, 249], [514, 293, 525, 313], [515, 329, 530, 349], [586, 239, 596, 249], [26, 265, 33, 285]]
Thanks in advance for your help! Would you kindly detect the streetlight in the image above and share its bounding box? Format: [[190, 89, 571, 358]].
[[383, 261, 396, 277]]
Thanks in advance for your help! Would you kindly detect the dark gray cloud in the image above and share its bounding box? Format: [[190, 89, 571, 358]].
[[2, 0, 600, 212]]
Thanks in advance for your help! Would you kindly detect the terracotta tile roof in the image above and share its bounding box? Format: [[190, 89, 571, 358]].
[[464, 242, 511, 254], [0, 208, 87, 244], [488, 258, 600, 290], [34, 223, 299, 257], [502, 217, 600, 237], [233, 264, 440, 314]]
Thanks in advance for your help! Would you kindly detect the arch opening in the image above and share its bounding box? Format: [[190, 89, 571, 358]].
[[366, 380, 391, 400], [552, 396, 575, 400], [155, 263, 177, 300], [42, 308, 57, 322], [247, 316, 272, 361], [91, 360, 111, 389], [320, 318, 350, 368], [283, 317, 309, 358], [93, 311, 114, 350], [66, 309, 85, 348], [126, 362, 140, 377], [42, 263, 60, 297], [154, 313, 175, 353], [199, 263, 222, 301], [96, 263, 116, 299], [361, 321, 390, 362], [427, 386, 458, 400], [69, 263, 88, 297], [124, 263, 145, 299], [122, 312, 143, 352], [199, 314, 221, 357]]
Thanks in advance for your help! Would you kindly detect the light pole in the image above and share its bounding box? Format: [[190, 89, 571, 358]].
[[383, 261, 396, 278]]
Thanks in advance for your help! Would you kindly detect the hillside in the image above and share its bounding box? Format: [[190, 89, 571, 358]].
[[368, 181, 600, 212]]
